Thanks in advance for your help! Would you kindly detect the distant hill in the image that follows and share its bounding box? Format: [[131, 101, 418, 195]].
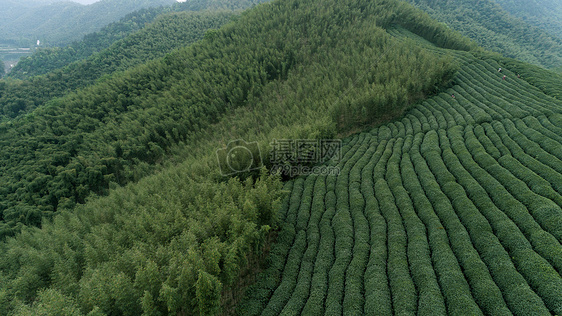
[[491, 0, 562, 39], [0, 0, 60, 46], [0, 10, 236, 120], [7, 5, 181, 78], [0, 0, 175, 47], [405, 0, 562, 70], [8, 0, 270, 78]]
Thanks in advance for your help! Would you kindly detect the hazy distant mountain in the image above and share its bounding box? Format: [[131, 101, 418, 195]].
[[0, 0, 175, 46], [491, 0, 562, 39], [405, 0, 562, 70]]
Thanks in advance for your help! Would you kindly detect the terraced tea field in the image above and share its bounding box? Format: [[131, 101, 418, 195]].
[[239, 29, 562, 315]]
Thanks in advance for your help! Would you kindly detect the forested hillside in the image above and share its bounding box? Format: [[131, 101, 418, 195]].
[[0, 0, 468, 238], [492, 0, 562, 40], [0, 11, 235, 120], [8, 0, 270, 79], [0, 0, 474, 313], [406, 0, 562, 70], [0, 0, 175, 47]]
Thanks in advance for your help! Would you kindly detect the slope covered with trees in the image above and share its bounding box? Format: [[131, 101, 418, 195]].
[[405, 0, 562, 70], [0, 0, 470, 239], [0, 0, 59, 46], [240, 28, 562, 316], [0, 0, 473, 313]]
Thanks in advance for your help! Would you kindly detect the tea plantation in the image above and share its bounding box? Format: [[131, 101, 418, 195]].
[[240, 28, 562, 315]]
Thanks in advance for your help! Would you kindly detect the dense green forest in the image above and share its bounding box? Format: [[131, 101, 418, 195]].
[[492, 0, 562, 39], [0, 11, 235, 120], [8, 0, 270, 79], [0, 0, 175, 47], [405, 0, 562, 70], [0, 0, 476, 313]]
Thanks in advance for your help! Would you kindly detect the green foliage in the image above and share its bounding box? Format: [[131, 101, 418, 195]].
[[331, 47, 458, 130], [196, 271, 222, 315], [495, 55, 562, 100], [375, 179, 417, 314], [8, 6, 172, 78], [0, 0, 460, 238], [0, 170, 284, 315], [0, 11, 235, 120], [12, 288, 83, 316]]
